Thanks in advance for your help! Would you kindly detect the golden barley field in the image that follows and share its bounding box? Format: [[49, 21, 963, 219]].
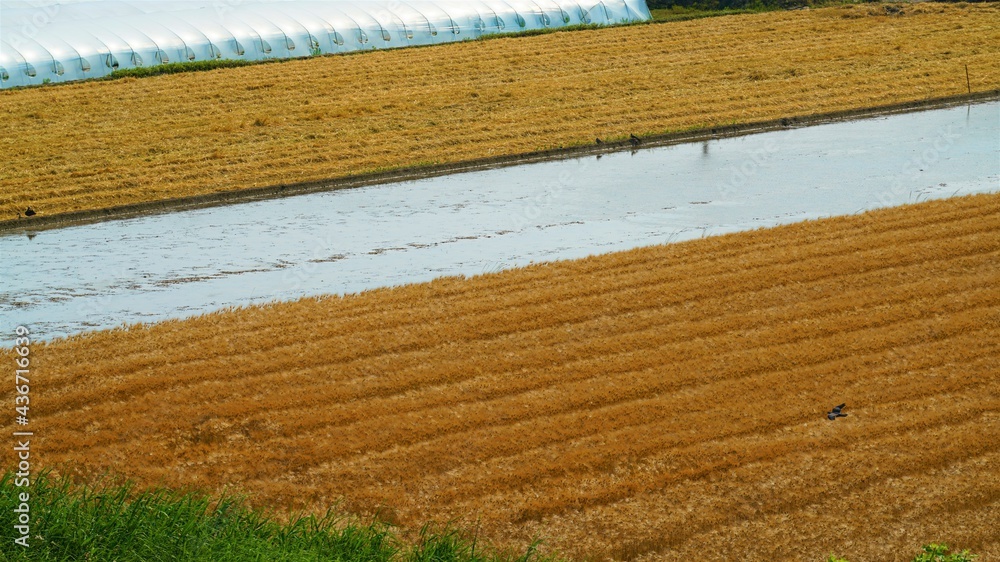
[[1, 2, 998, 219], [4, 192, 998, 560]]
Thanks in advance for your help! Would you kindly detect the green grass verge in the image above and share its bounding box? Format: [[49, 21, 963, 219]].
[[1, 472, 985, 560], [0, 471, 558, 562], [107, 59, 267, 79]]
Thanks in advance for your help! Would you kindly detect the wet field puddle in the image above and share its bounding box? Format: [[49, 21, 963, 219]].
[[2, 102, 998, 340]]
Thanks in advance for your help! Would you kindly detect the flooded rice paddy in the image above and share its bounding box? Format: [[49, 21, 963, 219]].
[[2, 101, 998, 340]]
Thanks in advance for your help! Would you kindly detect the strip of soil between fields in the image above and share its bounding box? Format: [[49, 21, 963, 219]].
[[3, 90, 997, 235]]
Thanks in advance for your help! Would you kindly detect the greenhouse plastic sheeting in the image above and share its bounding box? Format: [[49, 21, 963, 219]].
[[0, 0, 652, 88]]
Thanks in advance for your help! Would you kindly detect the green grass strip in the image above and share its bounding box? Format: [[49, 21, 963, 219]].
[[0, 470, 557, 562]]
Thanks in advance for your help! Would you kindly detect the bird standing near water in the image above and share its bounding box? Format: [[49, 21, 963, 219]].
[[24, 206, 36, 217], [596, 138, 603, 145], [827, 403, 848, 420], [629, 134, 641, 147]]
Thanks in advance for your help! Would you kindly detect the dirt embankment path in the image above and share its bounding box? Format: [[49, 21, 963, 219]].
[[1, 2, 998, 230], [4, 192, 998, 560]]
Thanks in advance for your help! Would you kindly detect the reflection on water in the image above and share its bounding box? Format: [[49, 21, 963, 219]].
[[2, 102, 998, 340]]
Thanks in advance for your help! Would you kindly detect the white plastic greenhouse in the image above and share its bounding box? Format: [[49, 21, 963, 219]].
[[0, 0, 651, 88]]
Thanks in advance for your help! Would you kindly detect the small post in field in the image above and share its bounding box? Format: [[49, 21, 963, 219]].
[[965, 64, 971, 95]]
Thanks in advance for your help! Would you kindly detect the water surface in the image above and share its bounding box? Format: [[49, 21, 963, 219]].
[[2, 102, 997, 340]]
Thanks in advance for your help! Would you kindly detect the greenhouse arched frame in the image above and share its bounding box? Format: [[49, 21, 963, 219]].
[[0, 0, 652, 88]]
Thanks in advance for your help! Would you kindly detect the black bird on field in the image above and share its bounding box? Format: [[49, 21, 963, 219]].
[[595, 137, 604, 145], [24, 206, 36, 217], [629, 134, 641, 147], [827, 403, 848, 421]]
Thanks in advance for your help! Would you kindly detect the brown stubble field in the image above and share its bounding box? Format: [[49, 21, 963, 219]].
[[1, 2, 999, 218], [2, 193, 998, 560]]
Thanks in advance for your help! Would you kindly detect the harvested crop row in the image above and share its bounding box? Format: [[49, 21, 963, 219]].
[[3, 193, 998, 560], [2, 2, 999, 218]]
